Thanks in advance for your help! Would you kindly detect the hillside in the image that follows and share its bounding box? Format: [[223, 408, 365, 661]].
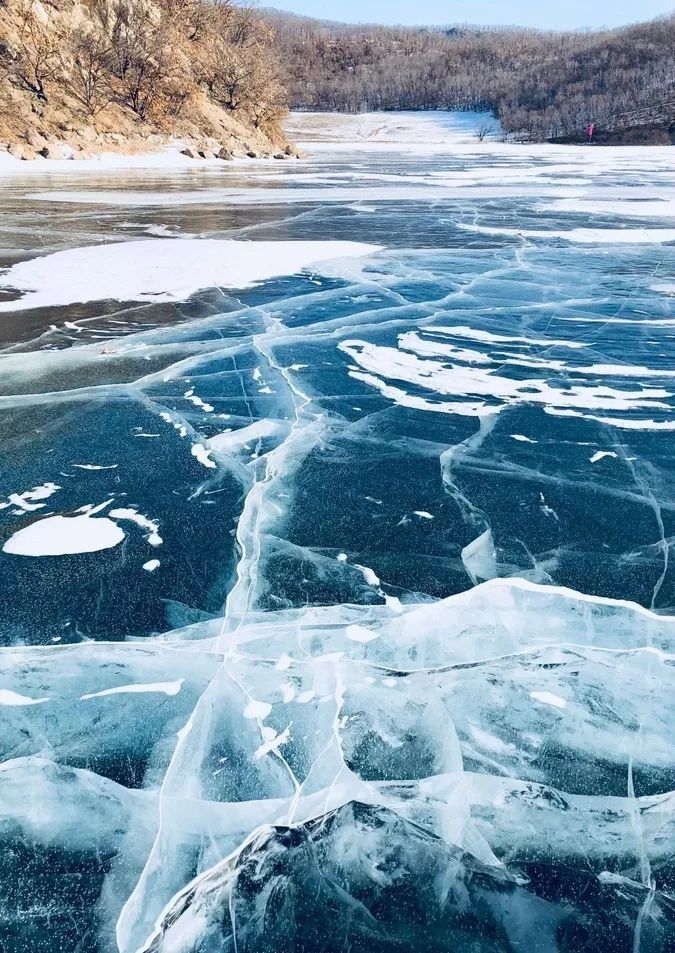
[[265, 9, 675, 144], [0, 0, 296, 161]]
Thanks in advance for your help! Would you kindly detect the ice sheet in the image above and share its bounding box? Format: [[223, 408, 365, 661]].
[[2, 109, 675, 953]]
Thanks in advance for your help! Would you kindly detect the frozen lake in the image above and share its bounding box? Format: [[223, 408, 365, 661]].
[[1, 111, 674, 951]]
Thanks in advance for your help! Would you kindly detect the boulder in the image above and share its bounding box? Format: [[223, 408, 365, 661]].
[[7, 143, 24, 160], [38, 143, 66, 160], [25, 127, 46, 149], [217, 147, 234, 160], [180, 146, 199, 159]]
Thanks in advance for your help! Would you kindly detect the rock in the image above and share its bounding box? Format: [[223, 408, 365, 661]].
[[217, 147, 233, 160], [38, 143, 66, 160], [180, 146, 199, 159], [7, 143, 24, 160], [246, 150, 258, 159], [25, 127, 46, 149], [274, 151, 287, 160]]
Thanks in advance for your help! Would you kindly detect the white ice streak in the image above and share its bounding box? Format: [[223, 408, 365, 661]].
[[0, 689, 50, 706], [109, 508, 162, 546], [530, 691, 568, 710], [460, 222, 675, 244], [431, 325, 589, 350], [339, 338, 672, 417], [80, 679, 184, 700], [208, 419, 287, 456]]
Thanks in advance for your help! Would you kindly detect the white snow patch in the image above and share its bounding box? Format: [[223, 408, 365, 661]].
[[0, 482, 61, 513], [341, 339, 672, 417], [191, 444, 216, 469], [346, 624, 378, 643], [355, 564, 380, 586], [254, 725, 291, 760], [460, 223, 675, 244], [0, 689, 50, 706], [0, 239, 381, 312], [530, 691, 567, 710], [109, 508, 162, 546], [243, 700, 272, 720], [3, 514, 125, 556], [461, 528, 498, 584], [208, 419, 285, 455], [184, 393, 214, 413]]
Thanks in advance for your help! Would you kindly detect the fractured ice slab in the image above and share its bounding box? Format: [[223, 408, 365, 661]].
[[139, 802, 674, 953]]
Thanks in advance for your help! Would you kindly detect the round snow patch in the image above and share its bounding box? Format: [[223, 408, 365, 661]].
[[3, 514, 125, 556]]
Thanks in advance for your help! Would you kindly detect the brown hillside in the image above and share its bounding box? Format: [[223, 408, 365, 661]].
[[0, 0, 297, 160]]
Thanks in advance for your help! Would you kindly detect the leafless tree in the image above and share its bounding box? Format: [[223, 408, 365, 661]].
[[475, 119, 495, 140], [71, 22, 112, 115], [9, 0, 63, 101]]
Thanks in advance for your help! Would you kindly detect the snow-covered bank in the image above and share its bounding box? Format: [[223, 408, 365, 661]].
[[286, 111, 675, 162], [284, 110, 501, 146], [0, 147, 295, 177]]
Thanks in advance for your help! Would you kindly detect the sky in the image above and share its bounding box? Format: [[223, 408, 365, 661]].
[[266, 0, 675, 30]]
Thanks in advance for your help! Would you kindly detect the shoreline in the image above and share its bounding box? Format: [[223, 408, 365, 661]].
[[0, 145, 300, 176]]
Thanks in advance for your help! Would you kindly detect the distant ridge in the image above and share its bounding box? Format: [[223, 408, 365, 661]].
[[264, 8, 675, 144]]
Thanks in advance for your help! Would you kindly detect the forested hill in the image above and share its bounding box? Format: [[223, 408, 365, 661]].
[[265, 9, 675, 144]]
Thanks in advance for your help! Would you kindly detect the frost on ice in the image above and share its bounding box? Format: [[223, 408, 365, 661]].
[[2, 111, 675, 953]]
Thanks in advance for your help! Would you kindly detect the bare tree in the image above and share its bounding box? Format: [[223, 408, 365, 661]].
[[71, 22, 112, 115], [9, 0, 63, 101], [104, 0, 186, 120], [475, 118, 495, 140]]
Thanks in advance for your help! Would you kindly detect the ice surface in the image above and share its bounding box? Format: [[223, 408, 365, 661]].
[[1, 110, 675, 953]]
